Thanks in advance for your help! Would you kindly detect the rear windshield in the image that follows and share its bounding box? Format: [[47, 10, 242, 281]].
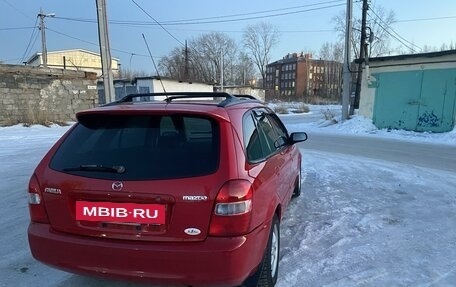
[[50, 114, 220, 180]]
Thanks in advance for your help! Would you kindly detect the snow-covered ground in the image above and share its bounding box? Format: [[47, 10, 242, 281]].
[[278, 151, 456, 286], [277, 104, 456, 146], [1, 106, 455, 286]]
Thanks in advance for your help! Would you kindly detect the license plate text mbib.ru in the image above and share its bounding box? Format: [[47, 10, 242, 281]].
[[76, 201, 166, 224]]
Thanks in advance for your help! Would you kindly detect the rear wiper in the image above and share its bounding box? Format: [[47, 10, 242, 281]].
[[63, 165, 126, 174]]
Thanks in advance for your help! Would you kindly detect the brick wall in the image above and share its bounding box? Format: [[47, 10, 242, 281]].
[[0, 64, 98, 125]]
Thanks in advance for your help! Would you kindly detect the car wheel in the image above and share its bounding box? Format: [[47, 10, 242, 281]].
[[292, 169, 301, 197], [242, 215, 280, 287]]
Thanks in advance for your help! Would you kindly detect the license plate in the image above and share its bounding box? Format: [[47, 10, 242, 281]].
[[76, 201, 166, 224]]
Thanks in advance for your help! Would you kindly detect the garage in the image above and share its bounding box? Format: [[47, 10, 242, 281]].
[[359, 50, 456, 133]]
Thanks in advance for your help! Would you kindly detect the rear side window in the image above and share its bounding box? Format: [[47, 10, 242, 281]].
[[243, 109, 289, 162], [243, 114, 263, 162], [50, 114, 220, 180]]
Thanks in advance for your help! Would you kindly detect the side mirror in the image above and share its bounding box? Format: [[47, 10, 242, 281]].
[[290, 132, 308, 144], [274, 136, 287, 148]]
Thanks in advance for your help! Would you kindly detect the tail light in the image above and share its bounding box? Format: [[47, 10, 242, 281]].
[[28, 174, 49, 223], [209, 180, 253, 237]]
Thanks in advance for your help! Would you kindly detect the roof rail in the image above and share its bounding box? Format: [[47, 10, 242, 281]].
[[103, 92, 261, 107], [164, 92, 235, 104], [233, 94, 258, 100]]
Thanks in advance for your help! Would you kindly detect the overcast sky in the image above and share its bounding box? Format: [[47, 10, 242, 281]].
[[1, 0, 455, 74]]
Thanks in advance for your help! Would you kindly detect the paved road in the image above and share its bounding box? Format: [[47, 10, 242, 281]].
[[298, 132, 456, 172], [280, 116, 456, 173]]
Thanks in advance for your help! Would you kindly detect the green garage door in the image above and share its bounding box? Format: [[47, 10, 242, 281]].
[[418, 69, 456, 132], [373, 68, 456, 132]]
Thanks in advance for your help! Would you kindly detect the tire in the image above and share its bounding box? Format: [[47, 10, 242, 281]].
[[242, 215, 280, 287], [292, 169, 301, 197]]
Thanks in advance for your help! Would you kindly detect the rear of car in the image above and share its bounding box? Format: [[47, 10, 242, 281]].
[[27, 94, 305, 286]]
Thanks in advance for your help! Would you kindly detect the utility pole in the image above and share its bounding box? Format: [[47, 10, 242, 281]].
[[341, 0, 353, 121], [351, 0, 369, 116], [220, 48, 224, 92], [38, 9, 55, 68], [96, 0, 115, 103], [184, 40, 189, 82]]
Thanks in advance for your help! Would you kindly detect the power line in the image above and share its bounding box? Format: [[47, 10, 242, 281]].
[[51, 16, 96, 24], [0, 27, 36, 31], [142, 33, 166, 92], [134, 2, 348, 25], [51, 1, 344, 25], [131, 0, 185, 46], [394, 15, 456, 23], [2, 0, 39, 64], [24, 30, 40, 62], [155, 28, 334, 34], [368, 8, 421, 52], [369, 16, 415, 52], [50, 17, 334, 34], [370, 8, 421, 51], [47, 0, 345, 71], [1, 0, 35, 21], [46, 27, 99, 47], [52, 1, 349, 27], [20, 17, 39, 64], [157, 0, 345, 24], [52, 12, 456, 28], [45, 27, 162, 59]]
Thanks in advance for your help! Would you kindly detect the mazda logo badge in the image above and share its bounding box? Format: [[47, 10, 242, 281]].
[[112, 182, 123, 191]]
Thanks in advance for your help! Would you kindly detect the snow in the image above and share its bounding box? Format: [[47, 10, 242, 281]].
[[1, 106, 455, 286], [278, 151, 456, 286], [313, 115, 456, 146], [278, 104, 456, 146]]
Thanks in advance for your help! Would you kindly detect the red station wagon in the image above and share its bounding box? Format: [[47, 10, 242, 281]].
[[27, 93, 307, 287]]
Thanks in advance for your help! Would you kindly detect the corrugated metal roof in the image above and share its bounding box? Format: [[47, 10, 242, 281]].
[[369, 49, 456, 63]]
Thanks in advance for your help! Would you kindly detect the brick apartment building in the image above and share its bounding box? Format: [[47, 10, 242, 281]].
[[265, 53, 342, 103]]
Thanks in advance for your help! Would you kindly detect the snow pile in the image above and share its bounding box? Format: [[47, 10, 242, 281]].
[[323, 115, 378, 133], [281, 104, 456, 146], [325, 115, 456, 146]]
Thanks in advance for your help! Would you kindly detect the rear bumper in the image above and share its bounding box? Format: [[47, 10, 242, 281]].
[[28, 222, 270, 286]]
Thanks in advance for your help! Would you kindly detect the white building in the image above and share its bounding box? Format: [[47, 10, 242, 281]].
[[134, 76, 214, 100], [97, 77, 215, 104], [27, 49, 120, 77]]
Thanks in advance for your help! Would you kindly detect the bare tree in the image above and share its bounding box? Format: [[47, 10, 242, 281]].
[[243, 22, 280, 88], [158, 47, 185, 79], [159, 32, 258, 86], [116, 67, 149, 80], [159, 32, 240, 85], [440, 42, 456, 51], [317, 42, 344, 102], [332, 2, 395, 58], [235, 52, 256, 85], [419, 41, 456, 53], [318, 42, 344, 62]]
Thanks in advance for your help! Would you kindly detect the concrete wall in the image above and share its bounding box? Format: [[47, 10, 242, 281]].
[[358, 68, 376, 119], [0, 64, 98, 126]]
